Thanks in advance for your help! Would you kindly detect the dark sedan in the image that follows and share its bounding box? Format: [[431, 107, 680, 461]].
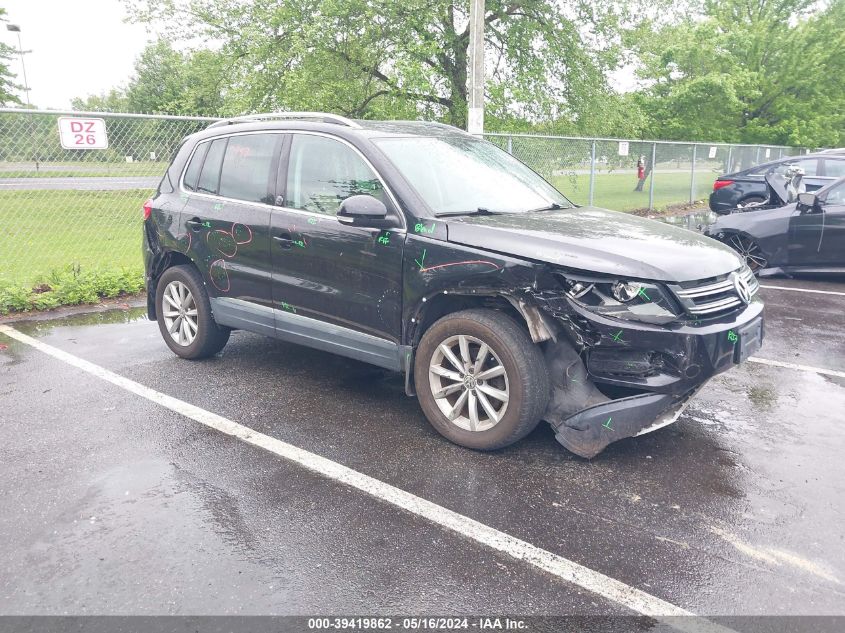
[[709, 153, 845, 214], [705, 176, 845, 276]]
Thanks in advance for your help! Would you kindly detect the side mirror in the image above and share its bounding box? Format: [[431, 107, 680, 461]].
[[337, 195, 391, 227], [796, 192, 820, 212]]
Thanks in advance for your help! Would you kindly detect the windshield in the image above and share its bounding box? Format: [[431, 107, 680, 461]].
[[372, 136, 572, 215]]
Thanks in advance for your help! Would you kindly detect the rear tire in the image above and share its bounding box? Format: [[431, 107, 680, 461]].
[[155, 265, 230, 359], [414, 309, 550, 450]]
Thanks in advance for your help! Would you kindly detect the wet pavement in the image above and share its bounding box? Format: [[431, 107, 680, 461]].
[[1, 279, 844, 621]]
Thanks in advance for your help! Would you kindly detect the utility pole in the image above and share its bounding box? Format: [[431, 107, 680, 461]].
[[467, 0, 484, 135]]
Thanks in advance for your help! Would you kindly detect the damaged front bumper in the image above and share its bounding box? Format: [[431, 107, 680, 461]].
[[539, 295, 764, 458]]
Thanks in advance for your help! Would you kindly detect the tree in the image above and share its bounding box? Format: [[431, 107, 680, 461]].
[[125, 0, 656, 129], [0, 8, 22, 106], [631, 0, 845, 147], [73, 40, 227, 116]]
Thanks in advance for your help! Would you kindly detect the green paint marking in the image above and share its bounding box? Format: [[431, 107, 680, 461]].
[[377, 233, 390, 245], [213, 202, 223, 211], [280, 302, 296, 314], [637, 287, 650, 301], [610, 330, 625, 343], [602, 417, 613, 430], [307, 217, 318, 225], [293, 240, 306, 248], [414, 222, 436, 234], [414, 248, 427, 271], [202, 221, 212, 228], [727, 329, 738, 344]]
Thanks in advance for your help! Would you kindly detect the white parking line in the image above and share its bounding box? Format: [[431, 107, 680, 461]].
[[0, 323, 735, 633], [760, 284, 845, 297], [749, 357, 845, 379]]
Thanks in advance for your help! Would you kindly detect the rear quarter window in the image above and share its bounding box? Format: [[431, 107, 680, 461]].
[[196, 138, 227, 194], [182, 142, 209, 192]]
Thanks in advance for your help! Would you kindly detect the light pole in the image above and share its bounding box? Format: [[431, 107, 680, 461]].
[[6, 23, 38, 170], [6, 24, 31, 107], [467, 0, 485, 135]]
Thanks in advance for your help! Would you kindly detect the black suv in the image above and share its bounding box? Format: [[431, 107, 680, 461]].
[[143, 113, 764, 458], [709, 152, 845, 214]]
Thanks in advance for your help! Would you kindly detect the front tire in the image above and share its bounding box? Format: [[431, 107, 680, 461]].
[[414, 309, 550, 450], [155, 265, 230, 359], [722, 233, 768, 273]]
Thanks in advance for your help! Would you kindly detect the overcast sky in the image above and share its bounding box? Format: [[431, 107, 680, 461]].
[[1, 0, 147, 109]]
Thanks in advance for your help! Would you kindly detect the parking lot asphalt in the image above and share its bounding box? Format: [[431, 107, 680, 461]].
[[1, 279, 844, 621]]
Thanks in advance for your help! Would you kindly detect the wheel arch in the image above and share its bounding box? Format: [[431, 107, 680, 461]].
[[407, 290, 557, 348], [712, 228, 771, 271], [146, 250, 202, 320]]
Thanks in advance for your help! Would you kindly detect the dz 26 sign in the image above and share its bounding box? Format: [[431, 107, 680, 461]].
[[57, 117, 108, 150]]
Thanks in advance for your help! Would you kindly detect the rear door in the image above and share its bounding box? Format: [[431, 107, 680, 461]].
[[269, 132, 406, 366], [180, 132, 283, 333]]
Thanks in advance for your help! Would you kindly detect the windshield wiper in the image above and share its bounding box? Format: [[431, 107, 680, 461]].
[[434, 207, 507, 217], [525, 202, 566, 213]]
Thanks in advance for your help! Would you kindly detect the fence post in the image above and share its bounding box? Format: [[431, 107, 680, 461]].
[[689, 144, 697, 203], [648, 142, 656, 211], [589, 140, 596, 207], [726, 146, 733, 174], [507, 135, 513, 154], [755, 146, 760, 165]]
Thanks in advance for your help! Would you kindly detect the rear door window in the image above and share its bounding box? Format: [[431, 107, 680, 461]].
[[196, 137, 227, 194], [218, 134, 278, 204]]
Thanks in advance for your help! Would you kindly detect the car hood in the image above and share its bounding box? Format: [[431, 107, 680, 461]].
[[444, 206, 744, 283], [707, 203, 796, 231]]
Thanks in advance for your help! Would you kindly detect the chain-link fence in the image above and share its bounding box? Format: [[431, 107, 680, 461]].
[[484, 133, 808, 212], [0, 108, 810, 288], [0, 108, 217, 287]]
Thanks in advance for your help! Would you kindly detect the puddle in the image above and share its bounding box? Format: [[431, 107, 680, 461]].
[[11, 306, 148, 337], [658, 210, 718, 233]]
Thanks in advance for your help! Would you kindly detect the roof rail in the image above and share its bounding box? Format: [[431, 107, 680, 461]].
[[207, 112, 362, 129]]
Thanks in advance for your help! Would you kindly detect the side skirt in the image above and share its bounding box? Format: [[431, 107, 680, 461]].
[[210, 297, 409, 372]]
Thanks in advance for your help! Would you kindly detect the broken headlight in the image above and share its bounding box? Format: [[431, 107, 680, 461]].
[[558, 275, 681, 325]]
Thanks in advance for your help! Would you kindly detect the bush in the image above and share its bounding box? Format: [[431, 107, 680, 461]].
[[0, 266, 145, 315]]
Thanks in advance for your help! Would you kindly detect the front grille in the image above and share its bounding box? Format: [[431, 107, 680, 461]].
[[672, 267, 759, 317]]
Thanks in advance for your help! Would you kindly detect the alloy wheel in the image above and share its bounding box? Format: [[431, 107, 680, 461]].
[[161, 280, 198, 346], [428, 334, 510, 432], [728, 234, 767, 272]]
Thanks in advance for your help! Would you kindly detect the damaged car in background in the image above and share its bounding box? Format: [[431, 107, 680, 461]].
[[707, 175, 845, 276], [143, 113, 764, 458]]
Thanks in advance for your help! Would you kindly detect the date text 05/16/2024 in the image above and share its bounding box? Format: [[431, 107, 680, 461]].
[[307, 617, 527, 630]]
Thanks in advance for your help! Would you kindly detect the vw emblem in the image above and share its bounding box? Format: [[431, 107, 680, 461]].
[[733, 273, 751, 304]]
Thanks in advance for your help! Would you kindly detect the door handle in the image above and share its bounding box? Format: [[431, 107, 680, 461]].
[[186, 217, 205, 231], [274, 233, 293, 249]]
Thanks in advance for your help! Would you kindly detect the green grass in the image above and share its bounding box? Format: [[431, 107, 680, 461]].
[[0, 189, 148, 287], [551, 170, 719, 211], [0, 266, 145, 315]]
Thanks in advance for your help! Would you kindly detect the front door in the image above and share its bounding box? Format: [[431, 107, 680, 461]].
[[180, 132, 282, 333], [269, 133, 405, 367], [788, 181, 845, 268]]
